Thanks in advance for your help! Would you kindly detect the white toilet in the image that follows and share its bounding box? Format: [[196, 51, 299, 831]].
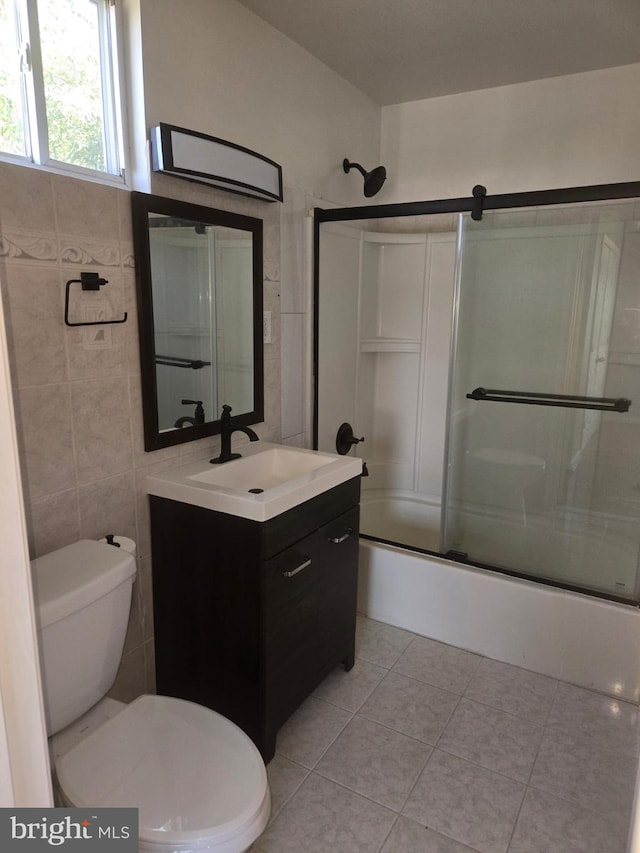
[[31, 538, 270, 853]]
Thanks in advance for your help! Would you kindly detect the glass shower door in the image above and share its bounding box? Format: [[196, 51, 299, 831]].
[[443, 202, 640, 600]]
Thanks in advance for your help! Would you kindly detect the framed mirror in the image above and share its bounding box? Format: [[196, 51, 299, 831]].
[[131, 192, 264, 451]]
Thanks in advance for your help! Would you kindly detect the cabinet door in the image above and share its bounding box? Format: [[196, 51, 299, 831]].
[[263, 506, 359, 726]]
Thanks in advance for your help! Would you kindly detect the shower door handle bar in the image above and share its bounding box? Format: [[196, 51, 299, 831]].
[[155, 355, 212, 369], [467, 387, 631, 412]]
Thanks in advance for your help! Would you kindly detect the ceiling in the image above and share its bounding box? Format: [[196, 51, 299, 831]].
[[236, 0, 640, 105]]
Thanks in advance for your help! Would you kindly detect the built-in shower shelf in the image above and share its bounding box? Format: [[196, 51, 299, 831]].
[[361, 337, 420, 353]]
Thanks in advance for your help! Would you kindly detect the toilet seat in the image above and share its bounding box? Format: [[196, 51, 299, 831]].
[[56, 694, 270, 852]]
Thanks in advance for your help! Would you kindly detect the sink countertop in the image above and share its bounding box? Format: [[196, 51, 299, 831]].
[[145, 442, 363, 521]]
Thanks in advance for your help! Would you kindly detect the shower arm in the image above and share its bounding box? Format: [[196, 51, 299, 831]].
[[467, 387, 631, 413]]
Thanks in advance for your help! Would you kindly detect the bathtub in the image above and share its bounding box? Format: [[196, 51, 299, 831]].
[[360, 489, 640, 598], [358, 491, 640, 702], [360, 490, 441, 552]]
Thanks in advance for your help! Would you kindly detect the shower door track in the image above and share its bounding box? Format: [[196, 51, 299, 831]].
[[359, 532, 640, 607], [314, 179, 640, 225]]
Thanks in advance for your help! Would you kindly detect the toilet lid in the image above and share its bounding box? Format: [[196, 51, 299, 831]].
[[56, 695, 268, 849]]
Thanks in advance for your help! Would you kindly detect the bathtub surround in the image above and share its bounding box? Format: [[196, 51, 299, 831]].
[[0, 159, 282, 702]]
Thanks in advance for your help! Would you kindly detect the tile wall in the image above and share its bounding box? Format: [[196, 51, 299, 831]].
[[0, 161, 282, 702]]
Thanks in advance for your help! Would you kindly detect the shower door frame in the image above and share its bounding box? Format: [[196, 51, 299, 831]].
[[313, 179, 640, 604]]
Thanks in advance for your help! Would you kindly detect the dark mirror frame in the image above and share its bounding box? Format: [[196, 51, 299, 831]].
[[131, 191, 264, 451]]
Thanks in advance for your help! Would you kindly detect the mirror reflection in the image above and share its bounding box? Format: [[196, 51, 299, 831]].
[[150, 215, 255, 430], [132, 193, 264, 451]]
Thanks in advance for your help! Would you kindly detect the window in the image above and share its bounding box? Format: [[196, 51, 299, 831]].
[[0, 0, 125, 181]]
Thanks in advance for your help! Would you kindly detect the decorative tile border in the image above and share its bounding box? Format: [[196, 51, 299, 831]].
[[120, 241, 136, 269], [0, 229, 57, 263], [59, 236, 121, 267], [0, 229, 131, 269]]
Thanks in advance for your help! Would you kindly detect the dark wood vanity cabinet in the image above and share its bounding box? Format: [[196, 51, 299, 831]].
[[150, 476, 360, 761]]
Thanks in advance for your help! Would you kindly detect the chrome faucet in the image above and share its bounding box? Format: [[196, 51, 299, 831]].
[[210, 404, 259, 464]]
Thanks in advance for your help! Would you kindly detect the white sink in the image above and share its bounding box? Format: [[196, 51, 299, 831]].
[[145, 442, 362, 521], [188, 447, 336, 491]]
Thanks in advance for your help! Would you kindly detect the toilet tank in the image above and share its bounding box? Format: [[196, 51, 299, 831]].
[[31, 540, 136, 736]]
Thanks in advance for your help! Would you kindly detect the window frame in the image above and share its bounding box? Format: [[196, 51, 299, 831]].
[[1, 0, 128, 186]]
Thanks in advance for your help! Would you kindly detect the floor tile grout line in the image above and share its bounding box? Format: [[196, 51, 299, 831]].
[[355, 617, 417, 649], [436, 687, 544, 788], [504, 684, 560, 844], [378, 663, 469, 697], [540, 716, 640, 759], [265, 756, 310, 826], [525, 772, 637, 821], [394, 739, 435, 815], [431, 692, 463, 751], [503, 781, 529, 853], [310, 757, 426, 818], [392, 747, 498, 853], [280, 701, 356, 772], [511, 782, 635, 852], [355, 648, 412, 670], [465, 653, 565, 692], [326, 705, 445, 759], [520, 712, 548, 790], [354, 652, 395, 671], [303, 742, 435, 826], [303, 768, 406, 818], [539, 677, 560, 728], [461, 660, 561, 720], [444, 692, 551, 731], [374, 812, 401, 853], [350, 697, 461, 750], [424, 742, 532, 788], [312, 664, 389, 714]]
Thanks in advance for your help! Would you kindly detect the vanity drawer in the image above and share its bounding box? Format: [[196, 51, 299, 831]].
[[261, 477, 360, 558]]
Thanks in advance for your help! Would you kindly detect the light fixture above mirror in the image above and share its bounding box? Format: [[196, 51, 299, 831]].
[[151, 123, 283, 203]]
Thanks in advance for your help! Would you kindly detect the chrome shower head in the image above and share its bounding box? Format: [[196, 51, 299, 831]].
[[343, 158, 387, 198]]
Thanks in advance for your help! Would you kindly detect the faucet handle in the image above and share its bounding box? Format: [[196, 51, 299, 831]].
[[336, 422, 365, 455], [182, 400, 205, 424]]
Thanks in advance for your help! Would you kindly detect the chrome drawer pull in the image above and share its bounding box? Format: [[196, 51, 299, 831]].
[[329, 527, 353, 544], [283, 558, 312, 578]]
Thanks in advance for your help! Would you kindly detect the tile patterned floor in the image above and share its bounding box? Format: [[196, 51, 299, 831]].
[[252, 614, 640, 853]]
